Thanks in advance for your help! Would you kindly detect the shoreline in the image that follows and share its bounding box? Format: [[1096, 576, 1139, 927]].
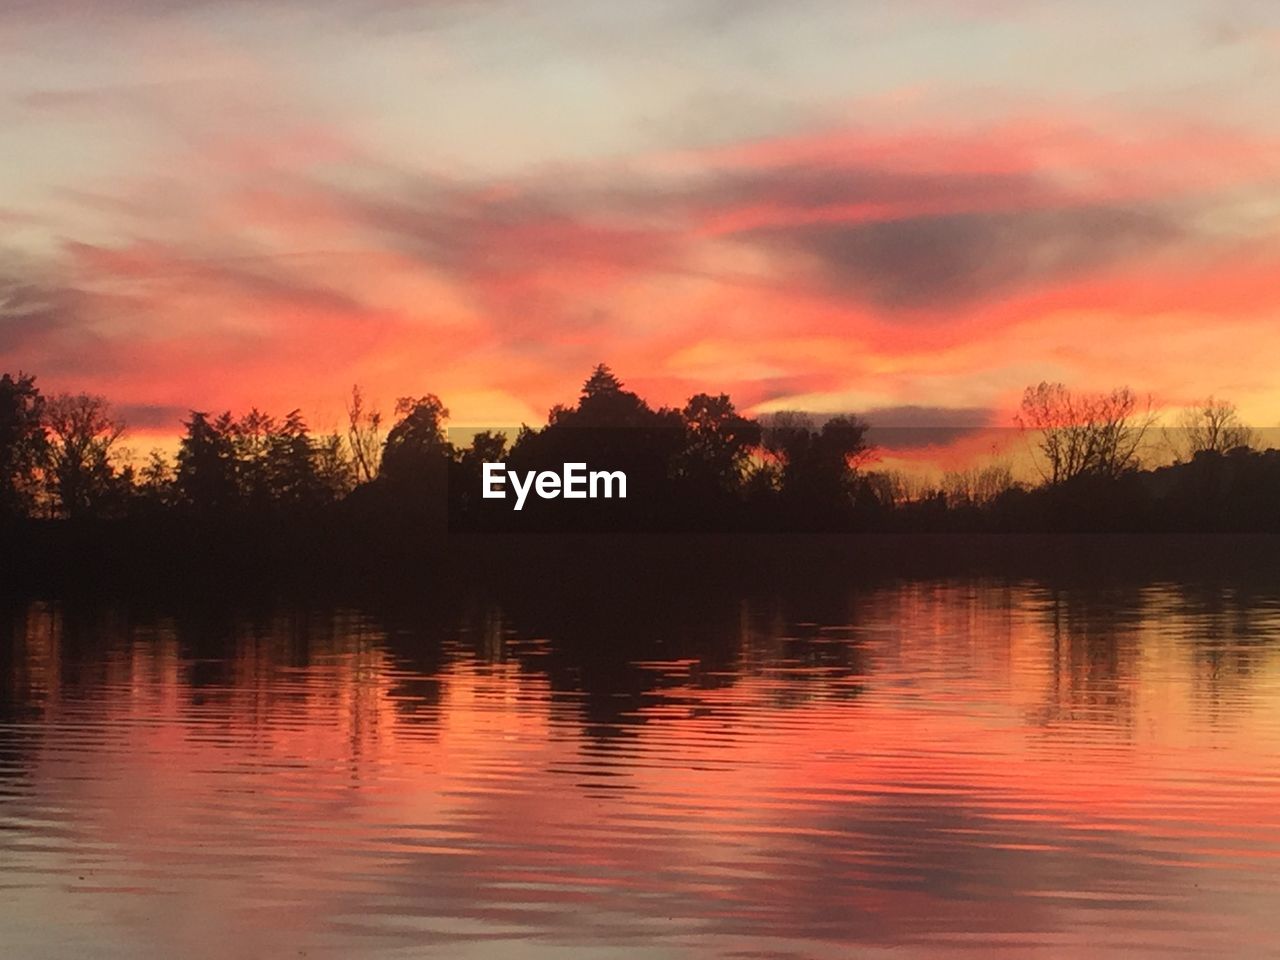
[[6, 526, 1280, 600]]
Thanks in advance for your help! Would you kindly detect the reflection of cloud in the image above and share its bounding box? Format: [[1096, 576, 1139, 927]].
[[10, 580, 1280, 955]]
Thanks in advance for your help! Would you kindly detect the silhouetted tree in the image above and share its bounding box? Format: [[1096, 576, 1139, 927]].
[[264, 409, 327, 507], [13, 364, 1280, 540], [762, 411, 872, 524], [863, 469, 931, 510], [942, 462, 1016, 507], [1171, 396, 1253, 461], [175, 411, 238, 512], [44, 392, 126, 518], [346, 385, 383, 484], [1018, 382, 1155, 483], [462, 430, 508, 466], [552, 363, 669, 430], [761, 411, 813, 465], [0, 372, 47, 519], [231, 408, 276, 507], [137, 449, 175, 508], [505, 365, 685, 528], [381, 394, 451, 486], [449, 430, 509, 525], [583, 363, 623, 399], [1146, 446, 1280, 531], [314, 431, 355, 500], [675, 393, 760, 494]]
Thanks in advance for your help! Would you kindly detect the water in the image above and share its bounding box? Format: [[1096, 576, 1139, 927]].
[[3, 578, 1280, 958]]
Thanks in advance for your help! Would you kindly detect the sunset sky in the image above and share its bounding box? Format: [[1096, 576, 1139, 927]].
[[3, 0, 1280, 449]]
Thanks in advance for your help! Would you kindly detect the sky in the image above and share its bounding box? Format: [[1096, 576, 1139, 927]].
[[2, 0, 1280, 454]]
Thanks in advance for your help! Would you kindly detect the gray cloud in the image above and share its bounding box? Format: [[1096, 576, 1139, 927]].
[[362, 159, 1191, 321], [114, 402, 189, 429], [746, 204, 1182, 310], [862, 404, 994, 427], [695, 164, 1038, 214], [61, 240, 366, 316], [863, 404, 997, 451], [0, 0, 473, 19], [0, 271, 79, 357]]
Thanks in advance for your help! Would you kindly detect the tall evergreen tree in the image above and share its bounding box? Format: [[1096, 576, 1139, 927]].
[[0, 372, 47, 519], [175, 411, 238, 512]]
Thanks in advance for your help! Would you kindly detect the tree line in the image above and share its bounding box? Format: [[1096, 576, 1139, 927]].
[[2, 365, 1278, 534]]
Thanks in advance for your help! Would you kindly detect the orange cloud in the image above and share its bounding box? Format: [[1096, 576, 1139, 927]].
[[5, 113, 1280, 451]]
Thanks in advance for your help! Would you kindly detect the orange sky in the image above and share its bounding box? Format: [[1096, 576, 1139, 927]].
[[3, 2, 1280, 456]]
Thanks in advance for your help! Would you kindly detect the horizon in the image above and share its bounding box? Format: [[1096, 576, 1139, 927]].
[[10, 362, 1280, 483]]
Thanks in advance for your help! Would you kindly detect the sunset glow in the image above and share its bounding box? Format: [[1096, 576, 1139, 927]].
[[4, 2, 1280, 445]]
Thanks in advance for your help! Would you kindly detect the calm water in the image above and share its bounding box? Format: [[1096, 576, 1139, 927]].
[[3, 578, 1280, 958]]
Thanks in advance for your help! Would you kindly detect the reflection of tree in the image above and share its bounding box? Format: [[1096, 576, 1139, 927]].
[[8, 570, 1280, 819], [8, 580, 1280, 956], [454, 567, 872, 758], [728, 600, 868, 710], [1158, 580, 1280, 729], [0, 600, 57, 720], [0, 602, 54, 804], [1024, 577, 1280, 736], [1033, 586, 1143, 732]]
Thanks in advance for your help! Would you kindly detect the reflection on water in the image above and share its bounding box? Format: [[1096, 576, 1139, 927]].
[[2, 578, 1280, 958]]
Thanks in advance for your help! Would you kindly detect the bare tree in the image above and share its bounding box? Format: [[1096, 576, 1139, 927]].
[[314, 431, 356, 499], [942, 462, 1015, 506], [1169, 396, 1253, 461], [138, 448, 174, 505], [44, 392, 126, 517], [346, 385, 383, 484], [865, 469, 935, 508], [1017, 382, 1156, 484]]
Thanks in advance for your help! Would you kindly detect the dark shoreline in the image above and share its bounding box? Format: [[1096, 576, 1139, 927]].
[[6, 523, 1280, 601]]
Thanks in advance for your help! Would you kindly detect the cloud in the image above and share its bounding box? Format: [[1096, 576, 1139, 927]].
[[328, 180, 678, 292], [258, 133, 1200, 338], [0, 263, 84, 357], [687, 165, 1048, 231], [6, 108, 1280, 440], [0, 0, 475, 22], [64, 240, 366, 319], [749, 204, 1182, 311], [114, 402, 189, 430], [862, 404, 997, 450]]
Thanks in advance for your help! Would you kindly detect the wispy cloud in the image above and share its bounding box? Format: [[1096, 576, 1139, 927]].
[[4, 0, 1280, 439]]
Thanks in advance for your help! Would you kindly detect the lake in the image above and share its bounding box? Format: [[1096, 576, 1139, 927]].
[[3, 573, 1279, 958]]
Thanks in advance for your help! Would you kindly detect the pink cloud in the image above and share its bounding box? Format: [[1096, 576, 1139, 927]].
[[6, 111, 1280, 449]]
